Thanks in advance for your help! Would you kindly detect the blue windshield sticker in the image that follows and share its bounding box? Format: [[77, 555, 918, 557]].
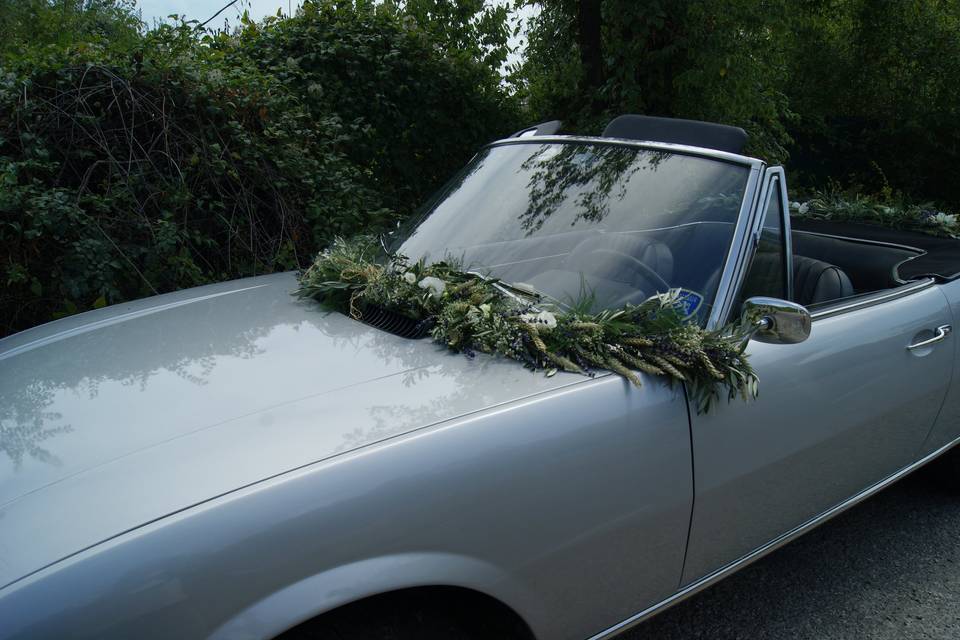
[[674, 289, 704, 319]]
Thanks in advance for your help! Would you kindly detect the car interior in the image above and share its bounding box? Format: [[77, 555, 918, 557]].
[[459, 219, 949, 319], [456, 222, 736, 313], [742, 229, 922, 310], [591, 114, 960, 311]]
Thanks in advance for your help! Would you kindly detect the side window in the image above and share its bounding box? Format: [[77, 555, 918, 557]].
[[738, 177, 788, 304]]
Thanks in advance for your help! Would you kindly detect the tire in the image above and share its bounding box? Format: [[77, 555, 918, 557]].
[[276, 589, 529, 640], [929, 443, 960, 493]]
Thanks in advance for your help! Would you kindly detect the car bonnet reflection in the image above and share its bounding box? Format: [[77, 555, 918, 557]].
[[0, 273, 578, 505]]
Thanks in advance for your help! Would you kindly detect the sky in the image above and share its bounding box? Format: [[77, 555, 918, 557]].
[[136, 0, 303, 28], [134, 1, 535, 69]]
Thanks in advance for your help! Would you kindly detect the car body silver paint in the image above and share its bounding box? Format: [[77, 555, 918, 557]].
[[2, 135, 960, 640], [0, 272, 592, 586], [587, 428, 960, 640], [682, 283, 953, 582], [921, 277, 960, 454], [0, 340, 693, 640]]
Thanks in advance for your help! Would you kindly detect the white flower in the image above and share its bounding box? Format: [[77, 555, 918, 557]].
[[418, 276, 446, 299], [520, 310, 558, 329], [790, 201, 801, 210], [402, 271, 417, 284], [931, 212, 958, 227], [798, 202, 809, 215]]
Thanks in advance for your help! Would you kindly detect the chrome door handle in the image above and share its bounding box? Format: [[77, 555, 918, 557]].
[[907, 325, 953, 350]]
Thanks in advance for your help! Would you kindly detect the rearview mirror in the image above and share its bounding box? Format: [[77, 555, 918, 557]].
[[741, 297, 812, 345]]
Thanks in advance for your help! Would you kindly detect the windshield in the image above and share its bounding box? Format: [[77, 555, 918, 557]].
[[393, 141, 751, 319]]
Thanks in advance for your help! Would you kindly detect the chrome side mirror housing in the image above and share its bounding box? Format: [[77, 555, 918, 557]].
[[741, 296, 812, 345]]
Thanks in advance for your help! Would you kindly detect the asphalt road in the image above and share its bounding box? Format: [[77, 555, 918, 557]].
[[620, 466, 960, 640]]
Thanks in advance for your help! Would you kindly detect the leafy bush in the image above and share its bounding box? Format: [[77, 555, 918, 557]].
[[231, 0, 522, 212], [517, 0, 960, 207], [0, 0, 520, 337], [0, 21, 386, 335]]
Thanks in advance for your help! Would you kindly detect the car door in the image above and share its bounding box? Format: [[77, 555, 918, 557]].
[[920, 277, 960, 455], [681, 167, 954, 584]]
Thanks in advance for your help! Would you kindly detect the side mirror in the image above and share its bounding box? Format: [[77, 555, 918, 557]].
[[741, 297, 812, 345]]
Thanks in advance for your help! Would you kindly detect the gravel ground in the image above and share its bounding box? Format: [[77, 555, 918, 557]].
[[620, 465, 960, 640]]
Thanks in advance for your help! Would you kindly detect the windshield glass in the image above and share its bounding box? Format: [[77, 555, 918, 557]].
[[393, 141, 750, 319]]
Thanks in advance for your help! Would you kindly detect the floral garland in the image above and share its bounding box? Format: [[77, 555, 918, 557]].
[[295, 236, 759, 412], [790, 191, 959, 239]]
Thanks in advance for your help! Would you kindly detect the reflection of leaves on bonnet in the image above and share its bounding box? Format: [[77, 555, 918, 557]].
[[0, 290, 281, 468], [518, 146, 667, 234], [0, 383, 72, 469]]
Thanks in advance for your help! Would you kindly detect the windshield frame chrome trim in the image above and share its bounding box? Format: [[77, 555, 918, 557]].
[[705, 165, 766, 329], [486, 135, 764, 169]]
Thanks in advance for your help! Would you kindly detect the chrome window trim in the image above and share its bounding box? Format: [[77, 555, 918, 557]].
[[705, 166, 764, 329], [486, 135, 764, 169], [808, 278, 936, 321], [708, 166, 779, 329], [792, 228, 926, 255], [587, 431, 960, 640], [744, 169, 794, 302], [774, 170, 795, 302]]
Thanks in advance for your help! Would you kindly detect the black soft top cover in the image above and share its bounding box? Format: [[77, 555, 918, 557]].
[[602, 115, 749, 155], [792, 218, 960, 282]]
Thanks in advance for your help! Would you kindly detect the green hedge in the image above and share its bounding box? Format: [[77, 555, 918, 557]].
[[0, 1, 520, 337]]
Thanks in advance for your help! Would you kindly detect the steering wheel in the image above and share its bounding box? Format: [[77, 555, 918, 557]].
[[580, 248, 672, 293]]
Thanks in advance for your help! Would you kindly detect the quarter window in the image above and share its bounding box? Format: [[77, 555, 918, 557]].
[[738, 177, 788, 304]]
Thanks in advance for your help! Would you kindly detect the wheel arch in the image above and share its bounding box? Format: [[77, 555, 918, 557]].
[[207, 552, 542, 640]]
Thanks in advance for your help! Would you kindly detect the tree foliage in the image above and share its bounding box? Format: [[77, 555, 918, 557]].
[[785, 0, 960, 205], [232, 0, 521, 212], [518, 0, 960, 205], [519, 0, 795, 161]]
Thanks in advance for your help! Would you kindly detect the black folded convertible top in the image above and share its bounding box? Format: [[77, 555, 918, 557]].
[[791, 219, 960, 282], [602, 115, 749, 154]]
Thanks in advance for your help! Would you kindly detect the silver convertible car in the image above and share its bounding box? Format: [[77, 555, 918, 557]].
[[2, 115, 959, 640]]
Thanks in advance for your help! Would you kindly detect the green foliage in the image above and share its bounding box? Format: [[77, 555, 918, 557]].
[[399, 0, 513, 73], [518, 0, 960, 207], [785, 0, 960, 207], [518, 0, 795, 161], [297, 236, 759, 412], [0, 20, 384, 334], [231, 0, 522, 212], [0, 0, 142, 64], [0, 0, 519, 337], [791, 189, 959, 239]]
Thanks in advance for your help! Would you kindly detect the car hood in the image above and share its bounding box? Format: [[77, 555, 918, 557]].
[[0, 272, 578, 589]]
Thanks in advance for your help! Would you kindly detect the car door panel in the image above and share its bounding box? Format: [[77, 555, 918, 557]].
[[682, 284, 952, 584], [921, 279, 960, 454]]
